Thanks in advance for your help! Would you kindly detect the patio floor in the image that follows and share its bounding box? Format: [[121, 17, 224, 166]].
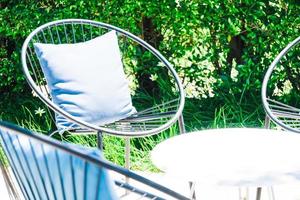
[[135, 172, 300, 200], [1, 169, 300, 200]]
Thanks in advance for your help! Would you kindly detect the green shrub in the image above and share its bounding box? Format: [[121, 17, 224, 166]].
[[1, 0, 300, 120]]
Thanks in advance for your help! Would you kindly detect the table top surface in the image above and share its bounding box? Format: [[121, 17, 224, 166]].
[[151, 128, 300, 186]]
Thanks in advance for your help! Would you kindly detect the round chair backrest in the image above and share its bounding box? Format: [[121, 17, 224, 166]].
[[22, 19, 185, 136], [262, 36, 300, 132]]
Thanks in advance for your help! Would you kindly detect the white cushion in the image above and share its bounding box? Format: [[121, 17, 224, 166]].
[[34, 31, 136, 130]]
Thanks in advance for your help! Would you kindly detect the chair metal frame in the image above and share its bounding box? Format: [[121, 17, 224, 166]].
[[21, 18, 185, 138], [262, 36, 300, 132], [22, 19, 186, 170], [0, 121, 189, 200]]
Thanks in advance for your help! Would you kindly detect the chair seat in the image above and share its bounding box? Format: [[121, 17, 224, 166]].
[[21, 19, 185, 137]]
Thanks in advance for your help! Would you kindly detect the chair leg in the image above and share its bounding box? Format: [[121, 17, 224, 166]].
[[125, 137, 130, 170], [256, 187, 262, 200], [264, 115, 271, 129], [268, 186, 275, 200], [0, 160, 21, 200], [178, 114, 186, 134], [97, 131, 103, 150], [124, 137, 131, 195], [189, 181, 196, 200], [239, 187, 249, 200]]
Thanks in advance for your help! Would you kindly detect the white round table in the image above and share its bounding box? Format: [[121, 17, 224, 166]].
[[151, 128, 300, 187]]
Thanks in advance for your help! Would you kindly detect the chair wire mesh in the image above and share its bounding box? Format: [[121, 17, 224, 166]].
[[22, 19, 185, 137], [0, 121, 189, 200], [262, 36, 300, 132]]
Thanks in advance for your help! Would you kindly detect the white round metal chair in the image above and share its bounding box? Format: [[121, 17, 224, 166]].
[[262, 36, 300, 132], [21, 19, 185, 167], [0, 120, 189, 200]]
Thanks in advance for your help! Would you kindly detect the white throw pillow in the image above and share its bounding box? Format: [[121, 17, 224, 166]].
[[34, 31, 136, 130]]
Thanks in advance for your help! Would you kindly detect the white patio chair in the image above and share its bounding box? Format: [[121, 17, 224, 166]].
[[262, 36, 300, 132], [0, 120, 189, 200], [21, 19, 185, 168]]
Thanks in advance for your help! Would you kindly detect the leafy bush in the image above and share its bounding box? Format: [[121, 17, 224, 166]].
[[1, 0, 299, 104]]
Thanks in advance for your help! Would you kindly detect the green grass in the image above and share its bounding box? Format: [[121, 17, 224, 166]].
[[184, 95, 265, 130], [0, 92, 266, 172]]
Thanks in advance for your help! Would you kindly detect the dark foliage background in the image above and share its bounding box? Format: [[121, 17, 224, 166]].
[[0, 0, 299, 124]]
